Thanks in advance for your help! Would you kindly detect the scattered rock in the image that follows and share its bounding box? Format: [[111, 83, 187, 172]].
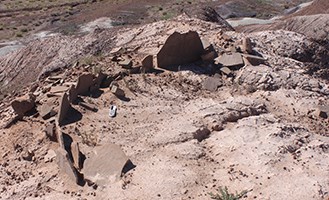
[[220, 67, 233, 76], [45, 119, 56, 141], [193, 127, 211, 142], [76, 73, 94, 95], [58, 93, 71, 125], [22, 150, 34, 161], [157, 31, 204, 70], [11, 94, 36, 116], [49, 86, 70, 94], [317, 106, 329, 119], [82, 143, 129, 186], [44, 149, 56, 163], [111, 85, 125, 97], [39, 103, 57, 120], [119, 58, 133, 69], [203, 76, 222, 92], [79, 102, 98, 112], [241, 37, 253, 54], [215, 52, 244, 68], [242, 54, 266, 66]]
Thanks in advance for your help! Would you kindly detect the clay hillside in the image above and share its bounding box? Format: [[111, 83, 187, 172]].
[[0, 0, 328, 200]]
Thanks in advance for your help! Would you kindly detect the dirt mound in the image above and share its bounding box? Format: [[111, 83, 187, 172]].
[[0, 13, 328, 200]]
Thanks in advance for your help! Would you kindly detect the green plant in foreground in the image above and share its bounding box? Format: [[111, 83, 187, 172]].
[[209, 186, 248, 200]]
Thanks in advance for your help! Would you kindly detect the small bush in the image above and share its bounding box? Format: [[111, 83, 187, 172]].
[[208, 186, 248, 200]]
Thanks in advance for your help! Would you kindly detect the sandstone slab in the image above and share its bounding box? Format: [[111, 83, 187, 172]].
[[76, 73, 94, 95], [157, 31, 204, 70], [215, 52, 244, 68], [82, 143, 129, 186], [58, 93, 71, 125]]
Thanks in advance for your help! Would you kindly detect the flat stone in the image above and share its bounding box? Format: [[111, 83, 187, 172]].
[[39, 103, 57, 120], [82, 143, 129, 186], [49, 86, 70, 94], [79, 102, 98, 112], [141, 55, 154, 71], [111, 85, 125, 97], [76, 73, 94, 95], [11, 94, 35, 116], [242, 54, 266, 66], [118, 58, 133, 69], [58, 93, 71, 126], [220, 67, 233, 76], [157, 31, 204, 70], [55, 147, 79, 184], [203, 77, 223, 92], [215, 52, 244, 68]]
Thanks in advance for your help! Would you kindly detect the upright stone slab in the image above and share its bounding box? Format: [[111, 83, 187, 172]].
[[58, 93, 71, 126], [141, 55, 154, 71], [71, 141, 81, 170], [157, 31, 204, 70], [55, 148, 78, 184], [76, 73, 94, 95]]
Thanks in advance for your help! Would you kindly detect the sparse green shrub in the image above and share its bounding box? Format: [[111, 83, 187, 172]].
[[208, 186, 248, 200]]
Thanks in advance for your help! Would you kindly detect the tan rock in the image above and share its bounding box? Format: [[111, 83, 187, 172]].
[[118, 58, 133, 69], [215, 52, 244, 68], [82, 143, 129, 186], [242, 54, 266, 66]]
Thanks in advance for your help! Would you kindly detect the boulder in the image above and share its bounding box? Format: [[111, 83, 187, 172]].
[[68, 85, 78, 104], [157, 31, 204, 70], [215, 52, 244, 68], [82, 143, 129, 186], [76, 73, 94, 95], [58, 93, 71, 126], [11, 94, 36, 116]]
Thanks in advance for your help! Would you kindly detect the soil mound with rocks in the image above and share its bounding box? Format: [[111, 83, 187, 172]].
[[0, 13, 328, 200]]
